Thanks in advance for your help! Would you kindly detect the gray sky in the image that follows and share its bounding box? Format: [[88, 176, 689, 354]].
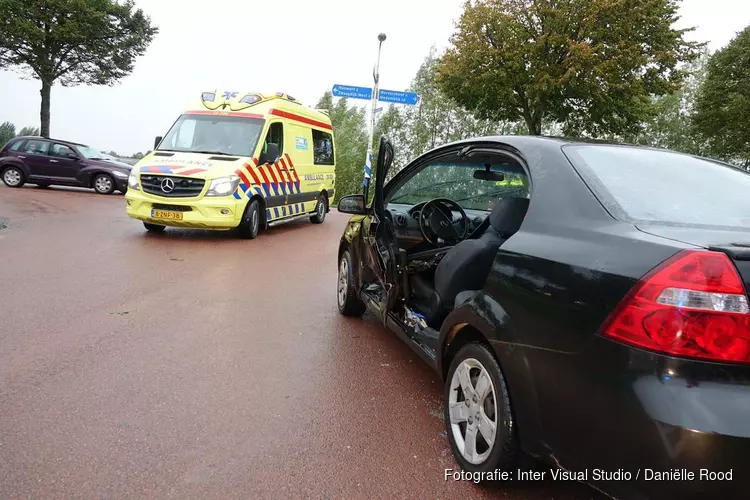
[[1, 0, 748, 155]]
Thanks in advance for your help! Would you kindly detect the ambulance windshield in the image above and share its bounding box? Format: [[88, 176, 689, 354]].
[[159, 114, 265, 157]]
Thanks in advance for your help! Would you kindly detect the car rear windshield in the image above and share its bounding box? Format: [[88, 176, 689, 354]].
[[563, 144, 750, 228], [160, 114, 264, 157]]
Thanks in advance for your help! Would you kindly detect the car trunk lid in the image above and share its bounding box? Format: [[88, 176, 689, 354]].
[[637, 222, 750, 290]]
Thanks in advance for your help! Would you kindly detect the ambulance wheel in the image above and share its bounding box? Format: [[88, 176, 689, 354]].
[[143, 222, 166, 233], [238, 199, 261, 239], [310, 195, 327, 224], [338, 250, 366, 316]]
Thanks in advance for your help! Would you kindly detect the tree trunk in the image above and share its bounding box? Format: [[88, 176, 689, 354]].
[[40, 80, 51, 138]]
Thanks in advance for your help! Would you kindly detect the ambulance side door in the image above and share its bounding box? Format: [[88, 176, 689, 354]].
[[311, 128, 336, 210], [284, 124, 318, 213], [256, 120, 289, 219]]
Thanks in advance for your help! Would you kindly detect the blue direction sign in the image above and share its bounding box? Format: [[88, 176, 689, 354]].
[[332, 84, 372, 100], [378, 89, 419, 105]]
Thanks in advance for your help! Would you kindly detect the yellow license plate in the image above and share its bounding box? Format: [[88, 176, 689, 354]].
[[151, 209, 183, 220]]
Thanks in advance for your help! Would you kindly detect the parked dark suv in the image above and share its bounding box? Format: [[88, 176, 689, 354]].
[[0, 136, 130, 194]]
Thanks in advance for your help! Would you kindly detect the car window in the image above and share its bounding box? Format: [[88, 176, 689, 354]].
[[23, 140, 50, 156], [312, 130, 334, 165], [387, 159, 530, 212], [564, 145, 750, 228], [9, 140, 25, 152], [76, 146, 103, 159], [50, 144, 76, 158]]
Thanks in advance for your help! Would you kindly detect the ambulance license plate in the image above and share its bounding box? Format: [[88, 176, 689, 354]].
[[151, 209, 183, 220]]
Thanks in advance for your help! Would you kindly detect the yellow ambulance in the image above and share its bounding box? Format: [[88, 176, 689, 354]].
[[125, 91, 336, 238]]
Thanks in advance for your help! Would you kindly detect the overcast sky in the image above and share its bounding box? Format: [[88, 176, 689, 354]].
[[1, 0, 748, 155]]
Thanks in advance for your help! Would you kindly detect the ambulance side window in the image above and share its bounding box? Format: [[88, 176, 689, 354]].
[[263, 122, 284, 155], [312, 130, 334, 165]]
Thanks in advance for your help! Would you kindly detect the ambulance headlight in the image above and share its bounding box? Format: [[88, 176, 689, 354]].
[[206, 175, 241, 196], [128, 169, 140, 190]]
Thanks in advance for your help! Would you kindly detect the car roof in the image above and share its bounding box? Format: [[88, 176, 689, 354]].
[[12, 136, 88, 147]]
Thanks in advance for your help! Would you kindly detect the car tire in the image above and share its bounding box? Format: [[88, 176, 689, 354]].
[[444, 342, 518, 479], [237, 199, 261, 239], [143, 222, 166, 233], [93, 173, 115, 195], [337, 250, 366, 316], [2, 166, 25, 188], [310, 195, 327, 224]]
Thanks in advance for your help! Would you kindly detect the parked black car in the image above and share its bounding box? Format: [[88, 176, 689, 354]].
[[336, 136, 748, 500], [0, 136, 130, 194]]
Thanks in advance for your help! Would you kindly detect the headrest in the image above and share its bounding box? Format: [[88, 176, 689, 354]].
[[489, 197, 530, 236]]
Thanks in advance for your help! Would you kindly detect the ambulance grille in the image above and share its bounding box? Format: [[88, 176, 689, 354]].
[[141, 175, 206, 198]]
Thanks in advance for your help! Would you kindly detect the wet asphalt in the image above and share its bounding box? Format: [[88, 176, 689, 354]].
[[0, 184, 604, 499]]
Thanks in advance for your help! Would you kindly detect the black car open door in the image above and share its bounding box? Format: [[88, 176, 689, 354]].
[[361, 136, 399, 323]]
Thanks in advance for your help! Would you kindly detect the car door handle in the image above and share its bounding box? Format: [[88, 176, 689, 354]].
[[18, 155, 26, 159], [49, 159, 58, 163]]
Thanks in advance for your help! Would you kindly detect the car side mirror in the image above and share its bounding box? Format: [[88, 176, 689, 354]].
[[338, 194, 367, 215], [67, 152, 79, 160], [154, 136, 162, 150], [259, 143, 280, 165]]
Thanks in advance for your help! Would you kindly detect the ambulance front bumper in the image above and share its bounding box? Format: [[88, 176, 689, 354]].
[[125, 190, 245, 229]]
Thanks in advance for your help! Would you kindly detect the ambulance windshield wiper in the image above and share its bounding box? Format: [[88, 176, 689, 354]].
[[192, 150, 232, 156]]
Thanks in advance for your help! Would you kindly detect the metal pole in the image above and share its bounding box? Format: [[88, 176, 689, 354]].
[[363, 33, 386, 200]]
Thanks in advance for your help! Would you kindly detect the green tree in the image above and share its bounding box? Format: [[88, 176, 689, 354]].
[[0, 121, 15, 146], [132, 151, 144, 159], [693, 26, 750, 166], [18, 126, 40, 136], [624, 51, 709, 154], [316, 92, 368, 202], [437, 0, 702, 137], [0, 0, 157, 138]]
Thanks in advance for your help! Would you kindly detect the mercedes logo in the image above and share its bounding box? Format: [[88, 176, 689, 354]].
[[160, 178, 175, 193]]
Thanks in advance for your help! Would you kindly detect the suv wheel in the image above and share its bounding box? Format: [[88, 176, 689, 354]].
[[2, 166, 25, 188], [237, 199, 261, 239], [337, 250, 366, 316], [444, 342, 518, 478], [310, 195, 327, 224], [93, 173, 115, 194]]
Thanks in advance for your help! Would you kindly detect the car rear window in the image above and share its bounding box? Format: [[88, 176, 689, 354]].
[[563, 145, 750, 228]]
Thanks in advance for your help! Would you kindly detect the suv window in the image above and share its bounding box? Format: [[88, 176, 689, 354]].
[[50, 144, 76, 158], [564, 144, 750, 228], [23, 140, 50, 156], [8, 140, 25, 152], [312, 130, 334, 165]]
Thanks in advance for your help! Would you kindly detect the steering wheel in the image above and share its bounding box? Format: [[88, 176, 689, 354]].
[[418, 198, 469, 246]]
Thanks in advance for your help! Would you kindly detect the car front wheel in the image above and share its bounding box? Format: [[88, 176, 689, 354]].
[[2, 166, 25, 188], [444, 342, 518, 478], [93, 173, 115, 194], [337, 250, 366, 316]]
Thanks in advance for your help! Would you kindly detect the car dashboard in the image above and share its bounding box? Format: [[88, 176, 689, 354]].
[[386, 202, 490, 252]]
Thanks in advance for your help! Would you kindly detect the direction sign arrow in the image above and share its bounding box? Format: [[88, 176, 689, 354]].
[[378, 89, 419, 105], [332, 84, 372, 100]]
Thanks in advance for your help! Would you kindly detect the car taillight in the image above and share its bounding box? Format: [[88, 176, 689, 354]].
[[601, 249, 750, 363]]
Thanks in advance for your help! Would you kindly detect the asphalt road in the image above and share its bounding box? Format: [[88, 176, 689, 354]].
[[0, 185, 605, 500]]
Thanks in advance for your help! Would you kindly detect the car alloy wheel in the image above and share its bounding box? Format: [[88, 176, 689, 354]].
[[338, 257, 349, 308], [94, 174, 114, 194], [448, 357, 498, 465], [3, 167, 23, 187]]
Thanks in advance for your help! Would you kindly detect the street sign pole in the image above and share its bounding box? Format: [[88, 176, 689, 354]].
[[363, 33, 386, 199]]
